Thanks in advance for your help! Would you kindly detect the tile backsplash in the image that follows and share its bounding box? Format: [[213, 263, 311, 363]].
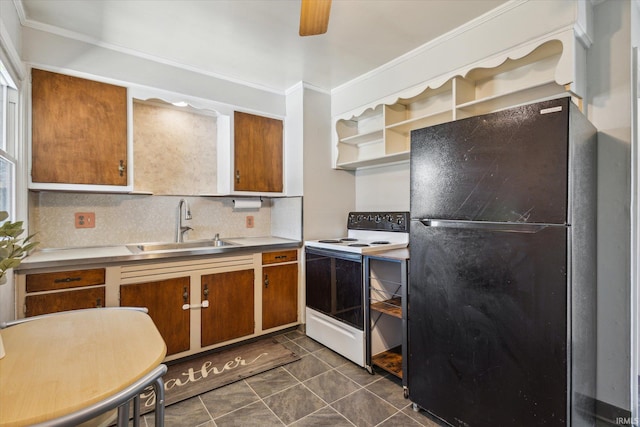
[[29, 192, 277, 249]]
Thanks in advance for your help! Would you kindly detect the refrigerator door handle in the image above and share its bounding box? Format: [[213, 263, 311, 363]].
[[418, 219, 560, 234]]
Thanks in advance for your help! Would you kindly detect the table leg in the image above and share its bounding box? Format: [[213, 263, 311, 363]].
[[133, 395, 141, 427], [153, 376, 165, 427], [117, 401, 130, 426]]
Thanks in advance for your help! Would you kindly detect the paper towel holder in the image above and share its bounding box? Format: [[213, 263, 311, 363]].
[[232, 197, 262, 210]]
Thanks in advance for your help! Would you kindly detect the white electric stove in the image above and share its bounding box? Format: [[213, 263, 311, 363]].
[[304, 212, 409, 366]]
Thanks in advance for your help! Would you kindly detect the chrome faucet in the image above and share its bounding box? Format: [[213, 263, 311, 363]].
[[176, 199, 193, 243]]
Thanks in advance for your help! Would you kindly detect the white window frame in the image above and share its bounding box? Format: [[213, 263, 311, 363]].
[[0, 68, 18, 220]]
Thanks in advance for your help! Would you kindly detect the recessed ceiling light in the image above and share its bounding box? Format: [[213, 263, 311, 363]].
[[172, 101, 188, 107]]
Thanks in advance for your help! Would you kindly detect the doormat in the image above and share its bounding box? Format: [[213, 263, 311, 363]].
[[138, 337, 300, 415]]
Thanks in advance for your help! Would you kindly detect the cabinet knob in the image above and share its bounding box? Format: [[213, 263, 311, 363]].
[[119, 160, 126, 177], [264, 274, 269, 288], [183, 286, 189, 304], [96, 298, 102, 308], [236, 170, 240, 183]]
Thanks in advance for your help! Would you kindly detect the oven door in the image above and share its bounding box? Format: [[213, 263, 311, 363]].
[[305, 247, 364, 330]]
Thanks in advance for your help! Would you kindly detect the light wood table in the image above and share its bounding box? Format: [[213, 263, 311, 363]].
[[0, 308, 167, 427]]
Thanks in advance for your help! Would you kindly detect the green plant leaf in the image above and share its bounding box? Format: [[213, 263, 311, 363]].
[[0, 211, 39, 281]]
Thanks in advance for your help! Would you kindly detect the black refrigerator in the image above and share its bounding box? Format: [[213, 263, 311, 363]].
[[407, 97, 597, 427]]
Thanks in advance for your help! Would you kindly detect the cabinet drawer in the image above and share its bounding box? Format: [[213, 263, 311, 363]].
[[26, 268, 106, 292], [25, 287, 106, 317], [262, 250, 297, 265]]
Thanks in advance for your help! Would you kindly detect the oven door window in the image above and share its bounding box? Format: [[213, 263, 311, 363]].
[[305, 248, 363, 330]]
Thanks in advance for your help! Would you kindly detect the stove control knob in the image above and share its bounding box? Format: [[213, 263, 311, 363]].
[[374, 215, 382, 223]]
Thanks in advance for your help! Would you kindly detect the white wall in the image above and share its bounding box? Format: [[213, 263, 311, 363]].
[[355, 163, 409, 211], [588, 0, 633, 411], [302, 87, 355, 239]]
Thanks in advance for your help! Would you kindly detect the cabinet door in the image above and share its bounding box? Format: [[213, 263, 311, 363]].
[[25, 287, 105, 317], [201, 269, 254, 347], [31, 68, 128, 186], [262, 263, 298, 330], [234, 111, 283, 192], [120, 277, 190, 356]]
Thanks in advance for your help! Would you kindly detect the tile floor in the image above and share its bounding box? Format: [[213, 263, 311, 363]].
[[141, 329, 441, 427]]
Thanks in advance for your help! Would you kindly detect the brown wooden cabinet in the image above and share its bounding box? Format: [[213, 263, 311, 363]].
[[262, 250, 298, 330], [31, 68, 128, 186], [24, 268, 106, 317], [233, 111, 283, 193], [120, 276, 190, 356], [201, 269, 254, 347]]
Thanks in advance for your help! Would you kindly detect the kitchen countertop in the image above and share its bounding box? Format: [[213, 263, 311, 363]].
[[17, 236, 301, 271]]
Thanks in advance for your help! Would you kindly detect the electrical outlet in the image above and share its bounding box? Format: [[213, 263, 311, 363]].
[[75, 212, 95, 229], [246, 215, 254, 228]]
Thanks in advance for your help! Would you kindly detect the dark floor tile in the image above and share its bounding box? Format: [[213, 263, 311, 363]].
[[147, 396, 211, 427], [336, 362, 379, 386], [304, 369, 361, 403], [312, 347, 350, 368], [378, 412, 424, 426], [366, 374, 407, 409], [245, 367, 299, 398], [284, 330, 306, 341], [280, 339, 310, 356], [331, 389, 399, 427], [290, 406, 354, 427], [262, 383, 326, 425], [214, 401, 284, 426], [293, 336, 326, 352], [284, 354, 332, 381], [199, 380, 259, 419]]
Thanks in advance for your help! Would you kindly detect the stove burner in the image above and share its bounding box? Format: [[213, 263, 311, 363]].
[[370, 241, 390, 245], [318, 239, 342, 243], [349, 243, 370, 247], [340, 238, 358, 242]]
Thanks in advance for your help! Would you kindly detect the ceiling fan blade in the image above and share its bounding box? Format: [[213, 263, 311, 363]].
[[299, 0, 332, 36]]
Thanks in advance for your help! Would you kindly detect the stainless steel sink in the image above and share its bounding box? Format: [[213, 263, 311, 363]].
[[127, 239, 236, 253]]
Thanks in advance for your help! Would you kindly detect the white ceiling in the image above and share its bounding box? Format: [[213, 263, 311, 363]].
[[19, 0, 508, 93]]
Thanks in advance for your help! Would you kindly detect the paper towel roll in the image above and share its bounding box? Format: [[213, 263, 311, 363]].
[[233, 198, 262, 210]]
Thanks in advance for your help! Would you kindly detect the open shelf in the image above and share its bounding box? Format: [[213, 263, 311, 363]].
[[336, 151, 409, 170], [339, 129, 384, 146], [334, 38, 575, 170], [386, 109, 453, 135], [371, 297, 402, 318], [372, 346, 403, 378], [455, 81, 566, 117]]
